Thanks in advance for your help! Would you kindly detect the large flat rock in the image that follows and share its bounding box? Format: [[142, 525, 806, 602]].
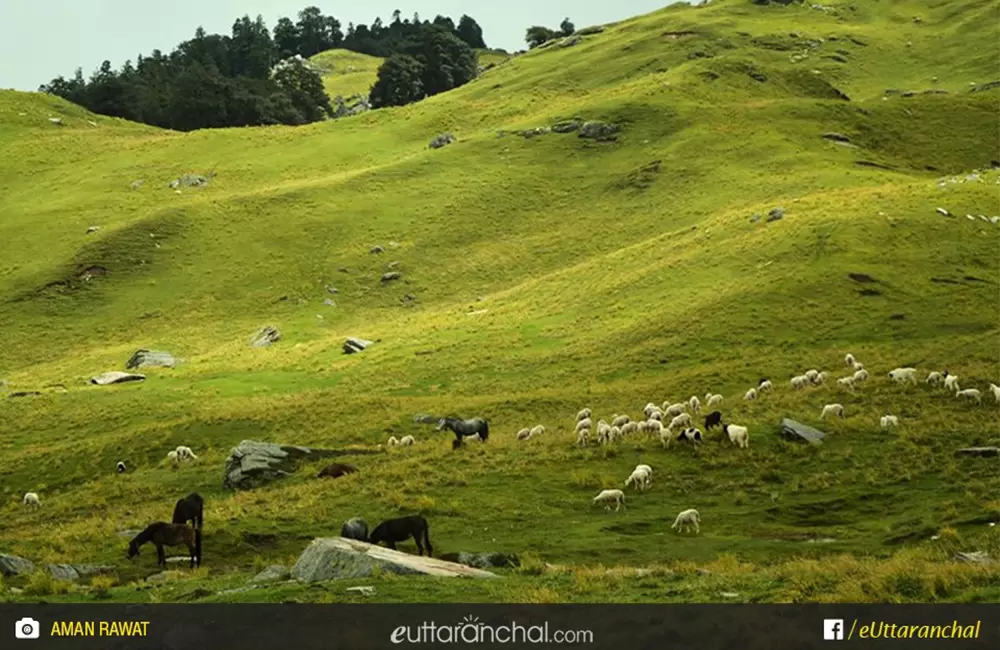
[[780, 418, 825, 445], [223, 440, 382, 490], [0, 553, 35, 576], [90, 371, 146, 385], [125, 349, 176, 369], [291, 537, 498, 582]]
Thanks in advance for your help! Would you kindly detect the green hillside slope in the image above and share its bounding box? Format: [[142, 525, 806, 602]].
[[1, 0, 998, 604], [311, 49, 383, 99]]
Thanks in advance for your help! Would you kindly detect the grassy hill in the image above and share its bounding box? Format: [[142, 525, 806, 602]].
[[311, 49, 383, 99], [1, 0, 998, 604]]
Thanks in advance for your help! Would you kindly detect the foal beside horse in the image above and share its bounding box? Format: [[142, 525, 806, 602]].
[[438, 417, 489, 449], [368, 515, 433, 557], [127, 522, 201, 568]]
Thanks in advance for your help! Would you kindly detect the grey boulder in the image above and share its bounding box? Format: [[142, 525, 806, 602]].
[[429, 133, 456, 149], [250, 565, 290, 583], [343, 337, 373, 354], [439, 552, 520, 569], [125, 349, 176, 370], [291, 537, 498, 582], [340, 517, 369, 541], [578, 121, 621, 140], [250, 326, 281, 348], [0, 553, 35, 576], [780, 418, 826, 444], [223, 440, 338, 490]]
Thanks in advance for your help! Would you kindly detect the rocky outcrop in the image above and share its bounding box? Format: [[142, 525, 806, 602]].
[[578, 121, 621, 141], [250, 565, 290, 583], [0, 553, 35, 576], [168, 174, 209, 189], [223, 440, 380, 490], [429, 133, 456, 149], [90, 371, 146, 386], [250, 326, 281, 348], [44, 563, 116, 581], [291, 537, 499, 582], [125, 349, 176, 370], [438, 552, 520, 569], [343, 338, 373, 354], [780, 418, 825, 444]]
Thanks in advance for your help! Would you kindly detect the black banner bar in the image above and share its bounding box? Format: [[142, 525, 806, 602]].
[[1, 604, 996, 649]]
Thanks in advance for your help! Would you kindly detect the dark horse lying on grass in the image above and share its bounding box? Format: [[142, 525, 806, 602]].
[[368, 515, 433, 557], [437, 417, 488, 450], [127, 522, 201, 568]]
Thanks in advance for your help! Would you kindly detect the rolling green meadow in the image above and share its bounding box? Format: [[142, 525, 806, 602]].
[[1, 0, 999, 604]]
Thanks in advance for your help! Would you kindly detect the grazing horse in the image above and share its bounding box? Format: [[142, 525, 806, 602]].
[[127, 522, 201, 568], [318, 463, 358, 479], [437, 417, 489, 448], [368, 515, 433, 556]]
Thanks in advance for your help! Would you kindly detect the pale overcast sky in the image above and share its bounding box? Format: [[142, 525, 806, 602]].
[[0, 1, 681, 91]]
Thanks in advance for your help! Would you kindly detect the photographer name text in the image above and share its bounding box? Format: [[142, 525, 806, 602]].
[[49, 620, 150, 637]]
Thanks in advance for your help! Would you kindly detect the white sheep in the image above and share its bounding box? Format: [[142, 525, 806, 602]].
[[611, 414, 630, 427], [926, 371, 944, 387], [620, 421, 641, 436], [624, 467, 651, 491], [879, 415, 899, 429], [705, 393, 723, 407], [758, 379, 773, 392], [116, 461, 126, 474], [659, 426, 678, 448], [852, 361, 865, 371], [516, 428, 532, 441], [643, 419, 664, 436], [845, 353, 856, 367], [853, 368, 869, 383], [723, 423, 749, 448], [529, 425, 545, 437], [688, 396, 701, 414], [645, 402, 659, 417], [23, 492, 40, 508], [175, 446, 197, 461], [592, 489, 626, 512], [671, 508, 700, 534], [635, 464, 652, 476], [399, 435, 416, 446], [166, 450, 180, 465], [944, 374, 960, 393], [605, 426, 623, 444], [648, 410, 664, 422], [576, 408, 592, 422], [956, 388, 982, 404], [743, 387, 758, 401], [576, 429, 589, 446], [667, 413, 692, 431], [888, 367, 918, 385], [804, 369, 820, 382], [596, 421, 612, 441], [575, 418, 592, 432], [664, 403, 687, 417], [814, 371, 829, 385], [837, 376, 856, 389], [791, 375, 809, 390], [990, 383, 1000, 404], [820, 403, 845, 419], [387, 436, 400, 447]]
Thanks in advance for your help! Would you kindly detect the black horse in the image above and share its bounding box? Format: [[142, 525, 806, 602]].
[[438, 417, 489, 448], [172, 493, 204, 530], [127, 522, 201, 568], [368, 515, 433, 556]]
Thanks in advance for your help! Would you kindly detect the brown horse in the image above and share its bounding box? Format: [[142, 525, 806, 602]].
[[317, 463, 358, 479], [127, 522, 200, 568]]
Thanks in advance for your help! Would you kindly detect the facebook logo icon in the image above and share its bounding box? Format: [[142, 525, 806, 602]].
[[824, 619, 844, 640]]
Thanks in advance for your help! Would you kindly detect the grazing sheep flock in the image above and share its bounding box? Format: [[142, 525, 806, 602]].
[[553, 350, 995, 545]]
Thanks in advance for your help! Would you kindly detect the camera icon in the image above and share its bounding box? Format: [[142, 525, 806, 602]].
[[15, 618, 40, 640]]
